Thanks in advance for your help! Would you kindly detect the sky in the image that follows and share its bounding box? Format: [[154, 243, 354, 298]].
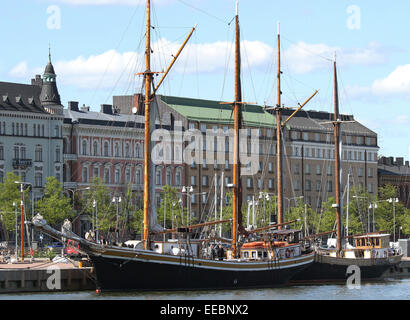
[[1, 0, 409, 161]]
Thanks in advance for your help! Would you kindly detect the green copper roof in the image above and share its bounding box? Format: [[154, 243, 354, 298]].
[[161, 95, 277, 128]]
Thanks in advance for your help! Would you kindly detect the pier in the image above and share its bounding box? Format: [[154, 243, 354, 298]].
[[0, 258, 95, 294]]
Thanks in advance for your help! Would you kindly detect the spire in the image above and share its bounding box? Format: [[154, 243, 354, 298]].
[[40, 48, 62, 114]]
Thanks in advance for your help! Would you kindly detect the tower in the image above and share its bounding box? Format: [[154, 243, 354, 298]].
[[40, 49, 63, 115]]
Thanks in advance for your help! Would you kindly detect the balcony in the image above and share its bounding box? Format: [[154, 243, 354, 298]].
[[64, 153, 78, 161], [12, 159, 32, 169]]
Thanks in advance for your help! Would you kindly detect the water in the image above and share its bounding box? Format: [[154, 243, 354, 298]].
[[2, 278, 410, 300]]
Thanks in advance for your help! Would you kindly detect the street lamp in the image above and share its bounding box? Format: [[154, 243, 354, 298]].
[[14, 181, 25, 261], [389, 198, 399, 242], [13, 202, 18, 261], [181, 186, 194, 226], [368, 203, 378, 233], [112, 195, 122, 243]]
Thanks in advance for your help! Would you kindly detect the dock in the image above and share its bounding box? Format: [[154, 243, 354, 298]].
[[0, 258, 95, 294]]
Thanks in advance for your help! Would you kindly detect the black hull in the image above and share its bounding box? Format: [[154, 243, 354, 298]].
[[291, 252, 402, 284], [89, 254, 312, 292]]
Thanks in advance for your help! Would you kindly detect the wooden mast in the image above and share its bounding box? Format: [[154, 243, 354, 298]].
[[143, 0, 152, 250], [232, 0, 242, 258], [275, 22, 284, 230], [333, 56, 343, 255]]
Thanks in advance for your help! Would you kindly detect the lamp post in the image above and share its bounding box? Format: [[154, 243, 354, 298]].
[[389, 197, 399, 242], [181, 186, 194, 226], [368, 203, 378, 233], [14, 181, 24, 261], [92, 199, 97, 241], [112, 195, 122, 243], [13, 202, 18, 261]]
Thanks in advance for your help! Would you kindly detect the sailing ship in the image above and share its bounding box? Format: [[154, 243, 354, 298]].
[[290, 57, 402, 284], [32, 0, 314, 291]]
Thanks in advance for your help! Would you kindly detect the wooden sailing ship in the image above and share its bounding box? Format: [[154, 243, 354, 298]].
[[32, 0, 314, 292], [290, 58, 402, 284]]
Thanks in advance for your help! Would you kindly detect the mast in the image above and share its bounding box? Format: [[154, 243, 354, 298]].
[[143, 0, 152, 250], [275, 22, 284, 229], [333, 57, 343, 255], [232, 1, 242, 258]]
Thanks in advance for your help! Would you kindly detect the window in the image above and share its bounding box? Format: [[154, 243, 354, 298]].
[[156, 168, 162, 185], [35, 172, 43, 187], [82, 140, 87, 156], [316, 180, 321, 191], [0, 170, 3, 183], [125, 168, 131, 183], [305, 164, 310, 175], [54, 125, 59, 137], [316, 165, 321, 175], [327, 165, 332, 176], [55, 147, 61, 162], [268, 179, 274, 190], [33, 124, 36, 136], [136, 167, 142, 185], [104, 142, 109, 157], [190, 175, 196, 186], [305, 180, 311, 191], [125, 143, 130, 158], [268, 162, 273, 173], [202, 175, 208, 187], [35, 145, 43, 162], [93, 167, 99, 178], [358, 167, 363, 177], [294, 180, 300, 191], [368, 183, 373, 193], [82, 167, 88, 183], [303, 132, 309, 141], [368, 168, 373, 177], [115, 168, 121, 184], [225, 159, 230, 170], [0, 144, 3, 160], [175, 168, 182, 186], [202, 193, 207, 204], [93, 141, 98, 156], [135, 143, 142, 158], [200, 124, 206, 133], [166, 168, 172, 186], [247, 178, 252, 188], [327, 181, 333, 192], [314, 133, 320, 142], [294, 164, 300, 174], [114, 143, 120, 157], [104, 168, 110, 184]]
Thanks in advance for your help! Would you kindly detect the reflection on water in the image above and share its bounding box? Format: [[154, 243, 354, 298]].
[[2, 279, 410, 300]]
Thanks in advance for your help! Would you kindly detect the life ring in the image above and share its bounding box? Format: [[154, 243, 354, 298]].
[[285, 248, 291, 258]]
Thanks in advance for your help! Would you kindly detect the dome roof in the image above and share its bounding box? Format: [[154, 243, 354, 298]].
[[44, 62, 56, 75]]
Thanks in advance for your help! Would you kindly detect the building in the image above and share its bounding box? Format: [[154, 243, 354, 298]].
[[378, 156, 410, 209], [113, 94, 380, 224], [0, 56, 64, 204]]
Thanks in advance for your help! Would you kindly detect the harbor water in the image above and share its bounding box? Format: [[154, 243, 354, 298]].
[[1, 278, 409, 300]]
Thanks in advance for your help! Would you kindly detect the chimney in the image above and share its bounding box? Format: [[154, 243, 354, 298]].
[[406, 161, 409, 167], [101, 104, 113, 115], [68, 101, 79, 112], [31, 75, 43, 87], [388, 157, 394, 166], [396, 157, 404, 166], [80, 104, 90, 112]]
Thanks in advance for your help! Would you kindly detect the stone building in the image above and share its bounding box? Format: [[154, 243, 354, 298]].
[[378, 156, 410, 209]]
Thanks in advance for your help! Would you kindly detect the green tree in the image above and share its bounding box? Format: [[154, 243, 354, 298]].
[[35, 176, 74, 228], [0, 172, 25, 239], [81, 177, 116, 240]]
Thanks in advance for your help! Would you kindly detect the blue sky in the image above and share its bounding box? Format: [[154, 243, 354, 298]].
[[2, 0, 409, 161]]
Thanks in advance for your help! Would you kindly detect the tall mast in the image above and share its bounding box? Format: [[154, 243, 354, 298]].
[[143, 0, 152, 250], [275, 22, 284, 229], [232, 1, 242, 258], [333, 57, 343, 255]]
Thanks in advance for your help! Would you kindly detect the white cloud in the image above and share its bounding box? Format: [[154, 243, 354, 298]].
[[283, 41, 388, 74], [9, 61, 29, 78], [347, 64, 410, 100]]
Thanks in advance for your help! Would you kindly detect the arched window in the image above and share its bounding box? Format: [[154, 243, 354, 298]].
[[135, 143, 142, 159], [155, 167, 162, 186], [104, 168, 110, 184], [175, 167, 182, 186], [136, 166, 142, 185], [93, 141, 98, 156], [82, 140, 87, 156], [114, 142, 120, 157], [114, 168, 121, 184], [35, 145, 43, 162], [82, 167, 88, 183], [55, 146, 61, 162], [104, 141, 109, 157], [166, 167, 172, 186], [125, 143, 130, 158]]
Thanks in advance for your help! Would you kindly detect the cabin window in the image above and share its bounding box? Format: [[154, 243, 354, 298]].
[[251, 251, 256, 259], [258, 251, 262, 258], [243, 251, 249, 258]]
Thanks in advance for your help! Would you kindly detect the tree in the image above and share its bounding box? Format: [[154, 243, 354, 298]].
[[35, 176, 74, 228], [0, 172, 25, 240]]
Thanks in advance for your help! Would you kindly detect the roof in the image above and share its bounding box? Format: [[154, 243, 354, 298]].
[[0, 81, 46, 113], [160, 95, 277, 128]]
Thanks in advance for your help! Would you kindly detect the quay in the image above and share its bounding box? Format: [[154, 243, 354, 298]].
[[0, 258, 95, 294]]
